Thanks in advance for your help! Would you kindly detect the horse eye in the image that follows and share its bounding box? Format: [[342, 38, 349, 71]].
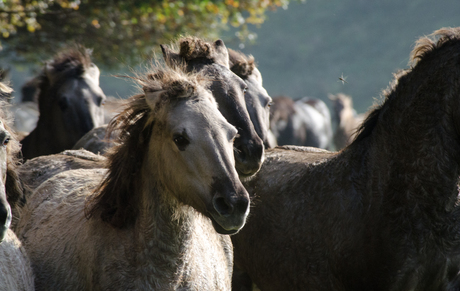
[[243, 87, 248, 94], [3, 138, 9, 147], [267, 101, 273, 108], [173, 135, 190, 151]]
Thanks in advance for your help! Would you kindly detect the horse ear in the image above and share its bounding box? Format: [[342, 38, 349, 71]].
[[213, 39, 230, 68], [328, 94, 337, 101], [161, 44, 183, 67], [144, 87, 166, 111], [85, 63, 101, 86]]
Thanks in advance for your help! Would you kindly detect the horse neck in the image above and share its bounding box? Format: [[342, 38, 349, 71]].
[[130, 170, 209, 288], [356, 90, 460, 211]]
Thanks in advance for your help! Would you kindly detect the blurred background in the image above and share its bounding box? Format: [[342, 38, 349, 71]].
[[2, 0, 460, 114]]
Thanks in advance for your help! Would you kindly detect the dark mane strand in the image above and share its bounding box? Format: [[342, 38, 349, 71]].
[[228, 49, 255, 79], [85, 94, 152, 228]]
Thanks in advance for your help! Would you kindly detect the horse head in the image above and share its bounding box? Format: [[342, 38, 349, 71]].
[[161, 38, 264, 178], [43, 48, 106, 136], [228, 49, 274, 149], [21, 46, 107, 159], [86, 65, 250, 234]]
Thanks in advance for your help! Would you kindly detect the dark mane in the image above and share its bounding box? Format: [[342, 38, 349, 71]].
[[228, 49, 255, 79], [85, 66, 210, 228], [352, 27, 460, 144], [410, 27, 460, 64]]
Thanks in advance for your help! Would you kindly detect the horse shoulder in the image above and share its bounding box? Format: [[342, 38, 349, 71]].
[[16, 168, 110, 290]]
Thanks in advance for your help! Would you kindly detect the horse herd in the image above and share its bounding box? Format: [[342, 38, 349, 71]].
[[0, 27, 460, 290]]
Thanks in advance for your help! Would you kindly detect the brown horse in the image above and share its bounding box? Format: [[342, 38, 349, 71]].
[[161, 37, 264, 178], [16, 63, 249, 290], [228, 49, 275, 149], [20, 46, 106, 160], [329, 93, 367, 150], [231, 27, 460, 291]]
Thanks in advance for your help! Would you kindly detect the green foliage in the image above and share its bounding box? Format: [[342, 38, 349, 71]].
[[0, 0, 290, 68]]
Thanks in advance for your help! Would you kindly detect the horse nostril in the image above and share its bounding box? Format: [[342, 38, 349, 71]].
[[213, 196, 234, 216], [235, 145, 247, 161]]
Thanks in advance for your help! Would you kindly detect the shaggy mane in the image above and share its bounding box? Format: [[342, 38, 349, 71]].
[[352, 27, 460, 144], [85, 66, 211, 228], [410, 27, 460, 65], [228, 49, 255, 79]]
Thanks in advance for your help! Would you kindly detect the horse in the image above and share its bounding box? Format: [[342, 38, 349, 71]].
[[329, 93, 367, 150], [228, 49, 276, 149], [270, 95, 333, 149], [20, 46, 107, 160], [0, 82, 35, 291], [161, 37, 264, 178], [15, 63, 250, 290], [231, 27, 460, 291]]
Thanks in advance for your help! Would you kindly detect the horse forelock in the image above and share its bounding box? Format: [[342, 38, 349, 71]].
[[50, 46, 92, 76], [85, 67, 213, 228], [178, 36, 214, 61], [142, 65, 211, 103], [228, 49, 255, 79], [174, 36, 231, 68]]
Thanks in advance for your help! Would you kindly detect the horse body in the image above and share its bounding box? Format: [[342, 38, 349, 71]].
[[270, 95, 333, 149], [20, 46, 106, 160], [161, 37, 264, 178], [18, 168, 232, 290], [16, 65, 249, 290], [232, 27, 460, 290]]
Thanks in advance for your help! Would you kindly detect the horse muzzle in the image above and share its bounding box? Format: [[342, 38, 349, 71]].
[[209, 189, 250, 235]]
